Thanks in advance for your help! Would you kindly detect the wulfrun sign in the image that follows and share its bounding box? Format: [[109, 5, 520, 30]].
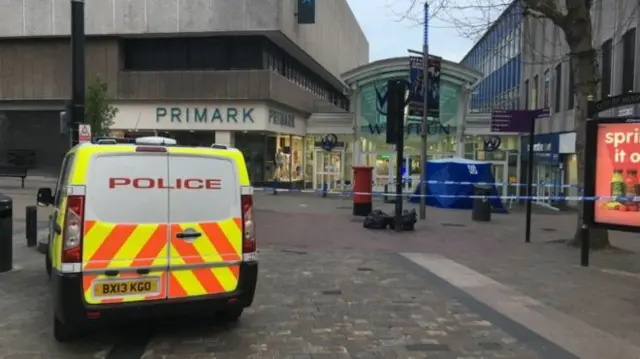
[[363, 121, 451, 136]]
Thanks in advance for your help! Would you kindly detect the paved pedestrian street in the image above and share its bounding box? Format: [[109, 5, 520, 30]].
[[140, 248, 541, 359], [2, 184, 640, 358], [0, 245, 542, 359]]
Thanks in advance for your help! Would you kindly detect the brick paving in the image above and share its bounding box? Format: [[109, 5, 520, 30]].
[[141, 249, 540, 359], [253, 192, 640, 347], [0, 181, 636, 358]]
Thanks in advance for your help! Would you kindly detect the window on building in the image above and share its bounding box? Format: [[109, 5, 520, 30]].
[[122, 35, 349, 111], [543, 69, 550, 108], [567, 59, 575, 109], [524, 79, 529, 109], [554, 64, 562, 112], [622, 28, 636, 93], [601, 39, 612, 99], [531, 75, 538, 109]]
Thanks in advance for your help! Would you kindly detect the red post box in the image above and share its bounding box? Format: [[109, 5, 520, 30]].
[[352, 166, 373, 216]]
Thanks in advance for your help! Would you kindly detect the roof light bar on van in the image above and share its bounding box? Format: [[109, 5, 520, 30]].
[[135, 136, 177, 146]]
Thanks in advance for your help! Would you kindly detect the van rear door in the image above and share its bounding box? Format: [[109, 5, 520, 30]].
[[82, 149, 170, 304], [166, 149, 242, 299]]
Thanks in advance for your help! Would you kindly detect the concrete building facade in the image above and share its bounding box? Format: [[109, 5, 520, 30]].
[[520, 0, 639, 208], [0, 0, 368, 186]]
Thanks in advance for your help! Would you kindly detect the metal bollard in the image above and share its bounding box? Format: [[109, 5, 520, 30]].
[[26, 205, 37, 248], [0, 194, 13, 273], [322, 183, 328, 198]]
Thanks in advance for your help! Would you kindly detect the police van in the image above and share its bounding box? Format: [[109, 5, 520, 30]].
[[37, 136, 257, 342]]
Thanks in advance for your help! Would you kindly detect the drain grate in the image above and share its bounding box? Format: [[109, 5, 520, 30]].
[[406, 344, 451, 351], [357, 267, 374, 272], [321, 290, 342, 295], [441, 223, 465, 227], [541, 228, 557, 232]]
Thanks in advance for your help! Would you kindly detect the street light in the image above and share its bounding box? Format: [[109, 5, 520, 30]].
[[419, 2, 429, 220]]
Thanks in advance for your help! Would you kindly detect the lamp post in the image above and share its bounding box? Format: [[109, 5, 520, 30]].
[[69, 0, 85, 146], [419, 2, 429, 219]]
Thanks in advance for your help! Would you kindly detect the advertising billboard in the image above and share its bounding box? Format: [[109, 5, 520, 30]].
[[590, 119, 640, 231]]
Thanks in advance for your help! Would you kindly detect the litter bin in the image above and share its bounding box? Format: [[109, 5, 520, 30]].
[[472, 185, 491, 222], [0, 193, 13, 273]]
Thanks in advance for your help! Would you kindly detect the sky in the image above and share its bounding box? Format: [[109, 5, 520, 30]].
[[346, 0, 480, 63]]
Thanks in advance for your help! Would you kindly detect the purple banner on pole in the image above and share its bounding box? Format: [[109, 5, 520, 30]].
[[490, 108, 550, 133]]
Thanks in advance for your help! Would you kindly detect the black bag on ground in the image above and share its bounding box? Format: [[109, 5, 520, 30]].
[[388, 209, 418, 231], [363, 209, 391, 229]]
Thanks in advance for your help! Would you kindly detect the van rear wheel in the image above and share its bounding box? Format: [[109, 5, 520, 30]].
[[53, 316, 80, 342]]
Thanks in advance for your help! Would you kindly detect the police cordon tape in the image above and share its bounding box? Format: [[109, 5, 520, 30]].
[[253, 187, 623, 201], [331, 179, 581, 189], [404, 180, 580, 189]]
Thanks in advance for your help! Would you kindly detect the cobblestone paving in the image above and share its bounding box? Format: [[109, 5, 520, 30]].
[[0, 235, 115, 359], [252, 193, 640, 347], [141, 249, 540, 359]]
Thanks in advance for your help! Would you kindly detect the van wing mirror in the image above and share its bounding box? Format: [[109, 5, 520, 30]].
[[37, 188, 54, 207]]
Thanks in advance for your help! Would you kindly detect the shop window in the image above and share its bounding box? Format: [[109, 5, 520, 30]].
[[554, 64, 562, 112], [524, 79, 529, 109], [531, 75, 538, 109], [273, 135, 304, 183], [567, 59, 574, 109], [622, 28, 636, 93], [543, 69, 550, 108], [601, 39, 612, 99]]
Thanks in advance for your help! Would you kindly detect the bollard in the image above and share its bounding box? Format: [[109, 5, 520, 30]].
[[26, 205, 37, 248], [322, 183, 328, 198], [272, 180, 278, 195], [0, 194, 13, 273]]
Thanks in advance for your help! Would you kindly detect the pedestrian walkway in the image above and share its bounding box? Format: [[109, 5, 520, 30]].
[[254, 192, 640, 353], [0, 190, 637, 358]]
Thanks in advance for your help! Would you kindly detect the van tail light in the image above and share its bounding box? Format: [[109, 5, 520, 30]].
[[241, 195, 255, 254], [62, 195, 85, 263]]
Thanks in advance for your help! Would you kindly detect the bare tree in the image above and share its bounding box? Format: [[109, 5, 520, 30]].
[[396, 0, 610, 248]]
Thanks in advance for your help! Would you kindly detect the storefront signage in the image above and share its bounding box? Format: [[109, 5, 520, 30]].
[[314, 133, 344, 151], [156, 107, 255, 123], [268, 109, 295, 127], [483, 136, 501, 152], [590, 121, 640, 230], [521, 133, 560, 162], [364, 121, 451, 136]]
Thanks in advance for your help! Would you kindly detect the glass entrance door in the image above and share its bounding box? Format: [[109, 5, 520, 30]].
[[314, 149, 345, 191], [535, 162, 562, 208], [491, 163, 505, 197]]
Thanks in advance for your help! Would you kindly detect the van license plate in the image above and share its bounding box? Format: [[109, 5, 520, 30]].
[[93, 278, 159, 297]]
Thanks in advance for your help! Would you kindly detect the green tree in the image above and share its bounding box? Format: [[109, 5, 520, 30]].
[[398, 0, 609, 248], [85, 77, 118, 136]]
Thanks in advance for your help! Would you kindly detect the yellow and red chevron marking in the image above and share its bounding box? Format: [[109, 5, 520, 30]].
[[80, 218, 242, 303], [167, 219, 241, 299], [82, 221, 169, 304]]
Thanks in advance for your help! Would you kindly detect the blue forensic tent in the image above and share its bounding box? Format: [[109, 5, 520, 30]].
[[408, 158, 507, 213]]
